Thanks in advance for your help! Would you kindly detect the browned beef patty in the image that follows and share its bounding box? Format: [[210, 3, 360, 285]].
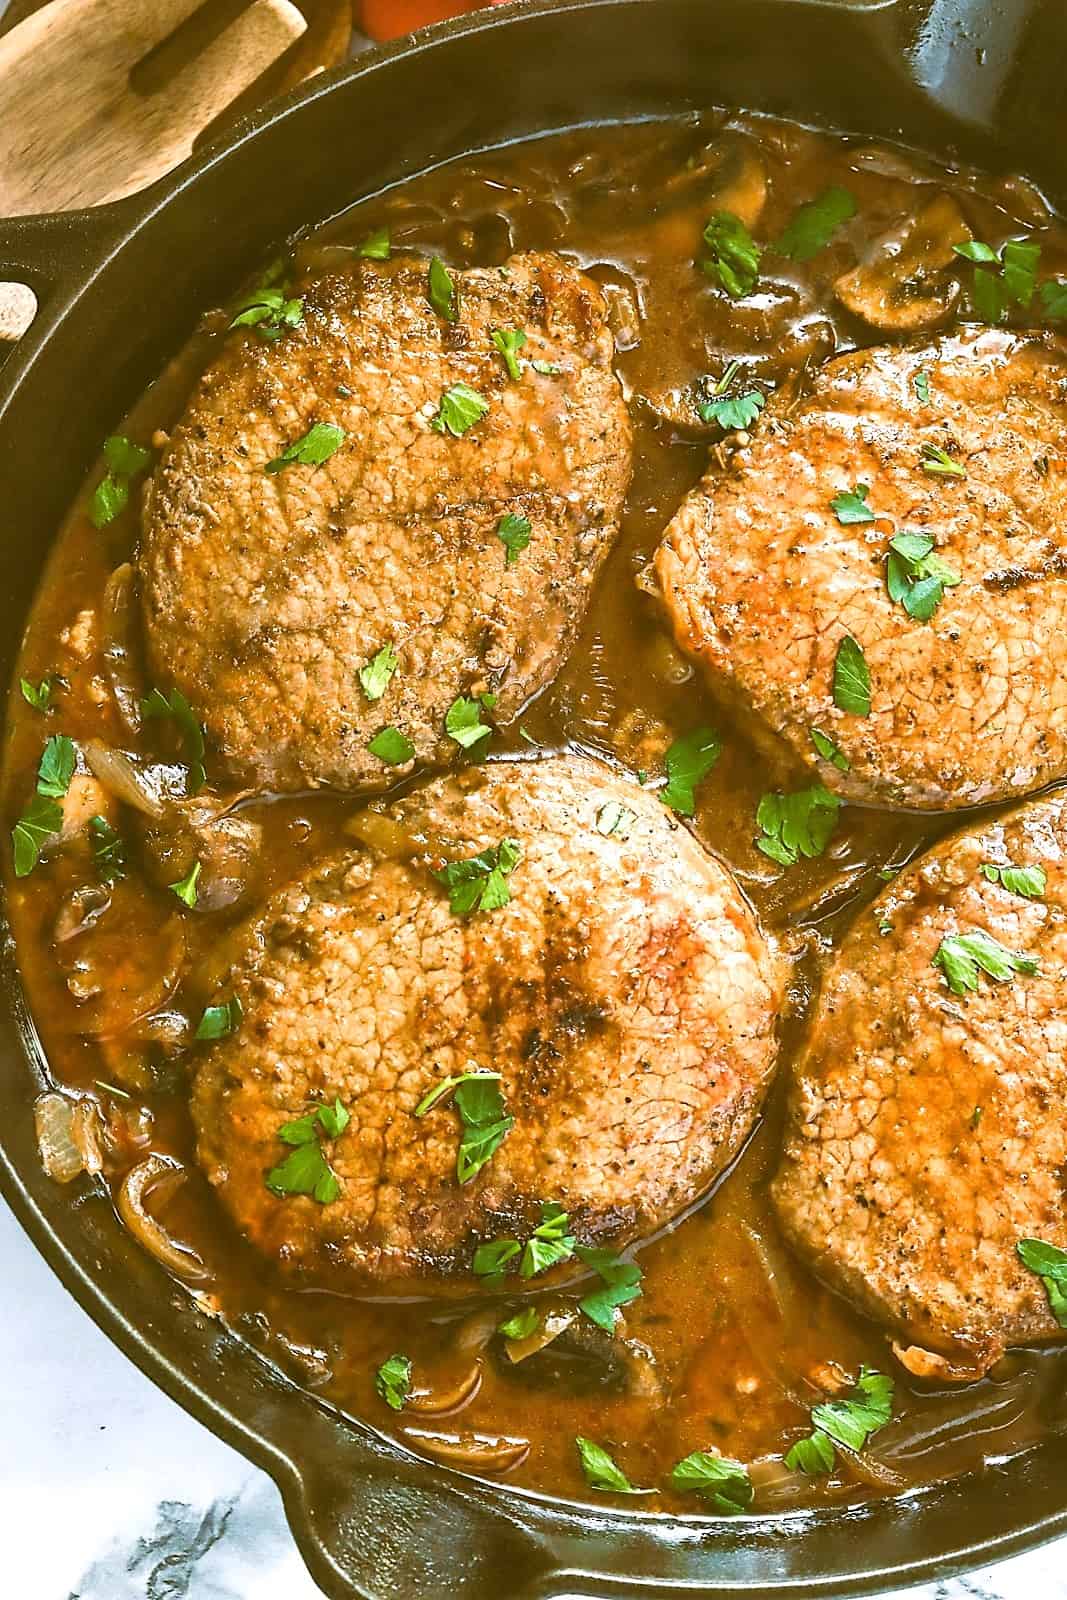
[[654, 328, 1067, 810], [773, 791, 1067, 1373], [140, 252, 631, 791], [192, 755, 783, 1286]]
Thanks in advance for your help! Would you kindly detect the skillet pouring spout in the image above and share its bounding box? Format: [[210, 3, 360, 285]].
[[3, 0, 1067, 1595]]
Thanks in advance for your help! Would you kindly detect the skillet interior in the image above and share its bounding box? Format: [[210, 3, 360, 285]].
[[4, 1, 1067, 1594]]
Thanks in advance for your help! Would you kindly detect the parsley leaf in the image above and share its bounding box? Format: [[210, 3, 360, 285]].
[[445, 695, 493, 750], [266, 1101, 348, 1204], [229, 262, 304, 340], [434, 837, 521, 915], [756, 783, 841, 868], [141, 687, 206, 792], [195, 994, 243, 1041], [933, 928, 1039, 995], [89, 435, 151, 528], [358, 226, 391, 260], [954, 237, 1041, 321], [669, 1450, 753, 1513], [375, 1353, 412, 1410], [12, 794, 62, 878], [785, 1366, 894, 1474], [574, 1244, 643, 1331], [453, 1074, 513, 1184], [169, 860, 201, 908], [414, 1070, 502, 1118], [430, 382, 490, 437], [914, 369, 931, 404], [919, 442, 966, 479], [531, 359, 562, 376], [701, 211, 761, 299], [980, 862, 1047, 900], [1018, 1238, 1067, 1328], [498, 1307, 540, 1341], [830, 483, 875, 524], [1040, 279, 1067, 321], [358, 643, 398, 701], [885, 530, 961, 622], [473, 1238, 522, 1279], [368, 726, 415, 766], [20, 677, 52, 713], [773, 185, 856, 262], [595, 801, 636, 839], [89, 814, 126, 883], [428, 256, 458, 322], [696, 363, 764, 430], [575, 1436, 649, 1494], [833, 635, 871, 716], [265, 421, 345, 475], [660, 727, 722, 815], [37, 734, 75, 799], [810, 727, 850, 773], [521, 1203, 576, 1278], [496, 512, 532, 565], [492, 328, 527, 381]]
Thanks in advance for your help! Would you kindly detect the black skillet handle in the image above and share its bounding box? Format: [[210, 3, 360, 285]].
[[0, 203, 132, 341]]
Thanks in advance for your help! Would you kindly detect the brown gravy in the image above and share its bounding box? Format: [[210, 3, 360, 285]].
[[7, 111, 1067, 1510]]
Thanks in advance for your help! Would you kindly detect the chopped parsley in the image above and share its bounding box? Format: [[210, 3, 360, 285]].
[[595, 801, 636, 839], [756, 783, 841, 868], [919, 442, 966, 479], [89, 435, 152, 529], [701, 210, 761, 299], [696, 362, 764, 431], [1017, 1238, 1067, 1327], [531, 359, 563, 376], [660, 727, 722, 815], [141, 687, 206, 792], [265, 421, 345, 475], [574, 1244, 643, 1331], [669, 1450, 753, 1513], [833, 635, 871, 717], [414, 1070, 512, 1184], [195, 994, 243, 1041], [980, 862, 1047, 900], [357, 226, 391, 259], [886, 531, 961, 622], [445, 695, 493, 750], [229, 260, 304, 340], [830, 483, 875, 524], [1040, 279, 1067, 321], [498, 1306, 540, 1341], [492, 327, 527, 381], [358, 643, 399, 701], [20, 677, 53, 713], [472, 1237, 522, 1279], [375, 1353, 411, 1410], [169, 860, 201, 908], [12, 734, 76, 877], [933, 928, 1038, 995], [575, 1436, 648, 1494], [266, 1099, 349, 1204], [428, 256, 457, 322], [430, 382, 490, 437], [810, 727, 850, 773], [37, 734, 75, 798], [89, 814, 126, 883], [914, 369, 931, 404], [785, 1366, 894, 1475], [521, 1203, 577, 1277], [773, 185, 856, 262], [954, 237, 1041, 322], [434, 837, 521, 915], [368, 726, 415, 766], [496, 512, 532, 566]]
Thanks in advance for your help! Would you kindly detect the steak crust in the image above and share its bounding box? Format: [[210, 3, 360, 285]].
[[654, 328, 1067, 810], [192, 755, 783, 1286], [773, 791, 1067, 1371], [141, 252, 631, 791]]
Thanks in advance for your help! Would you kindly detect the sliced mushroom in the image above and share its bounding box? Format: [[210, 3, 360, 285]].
[[661, 133, 767, 229], [402, 1428, 530, 1475], [834, 193, 972, 331], [101, 563, 145, 737], [891, 1340, 990, 1384], [138, 794, 262, 914], [493, 1302, 662, 1399], [405, 1363, 483, 1416], [117, 1154, 208, 1282]]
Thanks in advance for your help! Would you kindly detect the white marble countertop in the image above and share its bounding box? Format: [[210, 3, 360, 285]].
[[3, 1190, 1067, 1599]]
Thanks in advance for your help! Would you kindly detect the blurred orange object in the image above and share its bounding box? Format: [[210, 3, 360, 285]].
[[358, 0, 504, 41]]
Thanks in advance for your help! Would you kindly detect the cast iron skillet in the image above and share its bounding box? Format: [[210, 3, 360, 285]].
[[3, 1, 1067, 1594]]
